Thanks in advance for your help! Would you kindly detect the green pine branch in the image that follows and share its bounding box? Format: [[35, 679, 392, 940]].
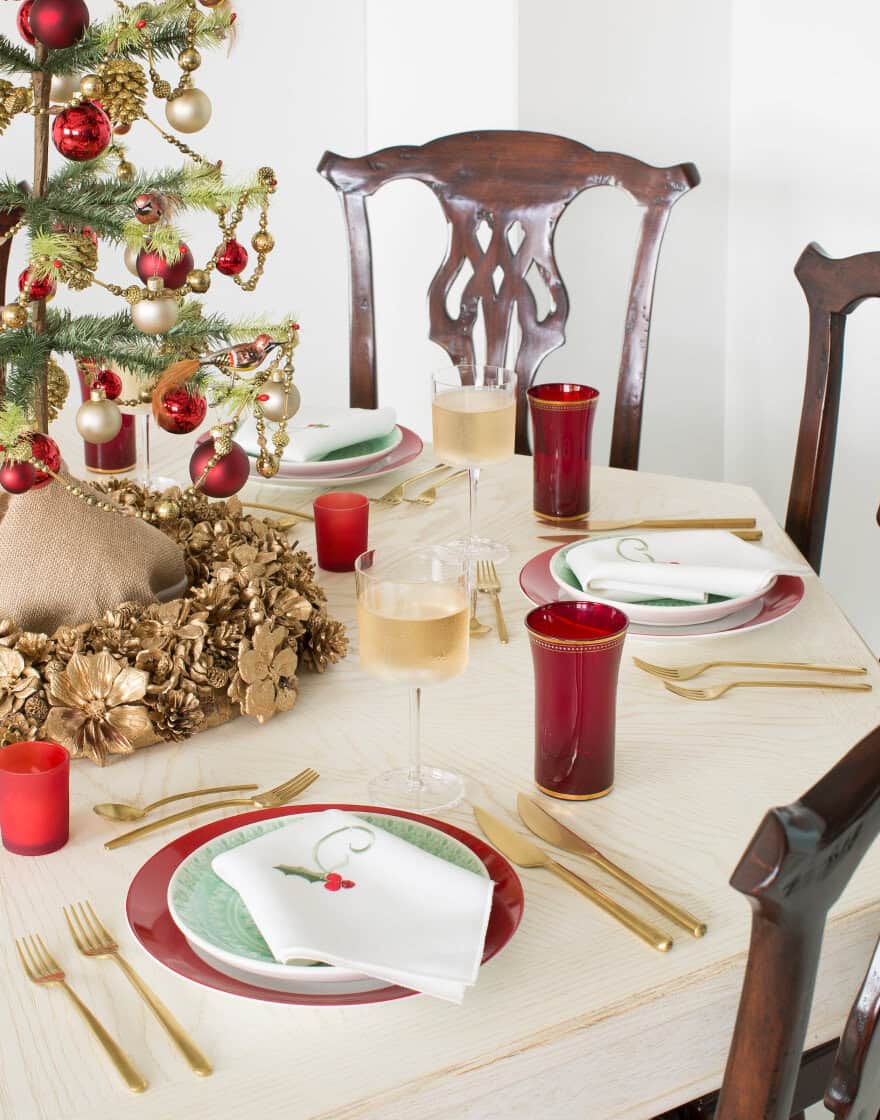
[[0, 35, 35, 77]]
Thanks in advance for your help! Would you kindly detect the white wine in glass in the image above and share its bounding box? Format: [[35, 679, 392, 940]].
[[356, 549, 469, 812], [431, 364, 517, 562]]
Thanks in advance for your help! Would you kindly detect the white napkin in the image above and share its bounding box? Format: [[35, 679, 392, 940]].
[[236, 406, 397, 463], [566, 531, 809, 604], [211, 810, 495, 1003]]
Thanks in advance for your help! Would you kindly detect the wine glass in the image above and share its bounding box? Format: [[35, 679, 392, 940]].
[[430, 364, 517, 563], [355, 548, 470, 811]]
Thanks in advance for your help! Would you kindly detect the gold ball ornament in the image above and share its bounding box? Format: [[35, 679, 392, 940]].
[[124, 243, 140, 276], [155, 498, 180, 522], [50, 72, 80, 101], [164, 88, 212, 134], [256, 451, 278, 478], [116, 160, 135, 183], [186, 268, 210, 294], [1, 303, 27, 328], [138, 387, 154, 404], [75, 388, 123, 445], [131, 294, 179, 335], [251, 230, 275, 254], [178, 47, 201, 72], [79, 73, 103, 100], [258, 375, 301, 423]]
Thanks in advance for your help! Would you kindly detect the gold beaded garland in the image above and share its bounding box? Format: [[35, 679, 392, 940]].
[[251, 231, 274, 254], [179, 48, 201, 72], [186, 268, 210, 293]]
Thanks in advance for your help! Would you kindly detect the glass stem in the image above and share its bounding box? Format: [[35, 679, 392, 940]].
[[468, 465, 481, 541], [407, 687, 422, 790], [139, 413, 152, 488]]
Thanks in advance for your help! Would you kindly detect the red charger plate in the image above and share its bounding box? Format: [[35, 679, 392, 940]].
[[126, 803, 524, 1007]]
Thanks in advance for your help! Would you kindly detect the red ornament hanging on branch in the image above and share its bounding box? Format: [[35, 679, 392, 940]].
[[52, 102, 111, 162], [136, 243, 194, 290], [16, 0, 35, 44], [29, 0, 90, 49], [155, 386, 208, 435], [215, 239, 248, 276], [90, 368, 122, 400], [18, 267, 56, 302], [0, 459, 36, 494], [189, 438, 250, 498], [29, 433, 61, 489]]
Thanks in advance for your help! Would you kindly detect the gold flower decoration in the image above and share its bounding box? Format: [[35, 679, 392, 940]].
[[0, 647, 40, 717], [231, 623, 298, 724], [133, 601, 208, 653], [44, 652, 153, 765]]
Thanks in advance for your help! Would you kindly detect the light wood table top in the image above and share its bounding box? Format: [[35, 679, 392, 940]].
[[2, 452, 878, 1120]]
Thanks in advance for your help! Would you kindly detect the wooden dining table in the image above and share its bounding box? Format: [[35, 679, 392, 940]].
[[1, 447, 879, 1120]]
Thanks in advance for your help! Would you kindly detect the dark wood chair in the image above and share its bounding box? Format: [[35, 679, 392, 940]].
[[657, 720, 880, 1120], [318, 130, 699, 465], [786, 242, 880, 572]]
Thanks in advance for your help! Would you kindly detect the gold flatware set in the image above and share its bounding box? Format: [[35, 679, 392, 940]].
[[104, 768, 320, 849], [93, 782, 260, 822], [634, 656, 871, 702], [474, 800, 706, 953], [18, 900, 210, 1093], [541, 529, 764, 543], [476, 560, 508, 643], [537, 516, 757, 532]]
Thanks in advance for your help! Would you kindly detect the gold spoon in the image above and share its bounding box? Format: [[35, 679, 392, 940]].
[[93, 783, 259, 823]]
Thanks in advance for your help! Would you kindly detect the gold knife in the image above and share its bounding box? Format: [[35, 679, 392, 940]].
[[516, 794, 707, 938], [534, 517, 757, 531], [472, 806, 672, 952], [538, 529, 763, 544]]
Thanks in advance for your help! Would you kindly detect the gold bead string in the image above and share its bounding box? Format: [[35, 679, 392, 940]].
[[143, 112, 218, 168]]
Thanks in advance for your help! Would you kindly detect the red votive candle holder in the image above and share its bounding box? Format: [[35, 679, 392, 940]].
[[0, 741, 70, 855], [527, 383, 599, 522], [314, 492, 369, 572], [525, 600, 628, 800]]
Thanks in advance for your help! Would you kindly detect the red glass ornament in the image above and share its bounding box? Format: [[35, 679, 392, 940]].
[[189, 438, 250, 498], [527, 383, 599, 522], [91, 367, 122, 400], [215, 239, 248, 276], [29, 0, 90, 49], [136, 243, 194, 290], [16, 0, 35, 44], [314, 492, 369, 572], [29, 433, 61, 489], [18, 267, 56, 302], [0, 741, 69, 856], [526, 600, 628, 800], [0, 459, 36, 493], [52, 102, 111, 162], [156, 387, 207, 435]]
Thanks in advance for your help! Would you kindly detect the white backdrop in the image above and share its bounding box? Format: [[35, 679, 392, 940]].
[[23, 0, 880, 655]]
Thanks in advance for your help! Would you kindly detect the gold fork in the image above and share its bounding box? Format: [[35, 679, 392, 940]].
[[664, 679, 873, 701], [405, 468, 469, 506], [105, 767, 319, 849], [64, 901, 211, 1077], [16, 934, 147, 1093], [372, 464, 449, 506], [476, 560, 508, 644], [634, 656, 869, 682]]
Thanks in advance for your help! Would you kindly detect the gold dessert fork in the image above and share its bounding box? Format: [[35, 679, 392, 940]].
[[105, 767, 319, 849], [16, 934, 147, 1093], [664, 679, 873, 701], [405, 468, 469, 506], [633, 656, 868, 682], [64, 901, 211, 1076], [476, 560, 508, 644], [372, 464, 449, 507]]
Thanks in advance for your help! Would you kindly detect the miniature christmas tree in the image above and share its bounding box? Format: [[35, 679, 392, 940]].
[[0, 0, 301, 505]]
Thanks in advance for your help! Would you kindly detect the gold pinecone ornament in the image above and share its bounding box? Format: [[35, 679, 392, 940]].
[[47, 359, 70, 422], [98, 58, 148, 127], [0, 79, 30, 134]]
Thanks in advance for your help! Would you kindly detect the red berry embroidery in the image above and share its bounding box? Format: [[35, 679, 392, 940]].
[[341, 879, 355, 889], [324, 872, 343, 891], [324, 879, 341, 891]]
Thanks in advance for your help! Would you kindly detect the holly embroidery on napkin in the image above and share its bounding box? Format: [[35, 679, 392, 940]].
[[273, 823, 374, 892]]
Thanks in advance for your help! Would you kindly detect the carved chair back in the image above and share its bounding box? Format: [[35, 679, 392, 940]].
[[318, 130, 699, 464], [712, 721, 880, 1120], [786, 242, 880, 571]]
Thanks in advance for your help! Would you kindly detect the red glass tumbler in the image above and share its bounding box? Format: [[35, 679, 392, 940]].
[[314, 492, 369, 572], [527, 383, 599, 522], [76, 362, 136, 474], [525, 600, 628, 800], [0, 741, 70, 855]]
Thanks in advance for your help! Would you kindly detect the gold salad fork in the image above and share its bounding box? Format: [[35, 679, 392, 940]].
[[664, 679, 873, 701], [405, 468, 469, 506], [105, 767, 319, 849], [634, 656, 868, 682], [476, 560, 508, 643], [372, 463, 449, 507], [16, 934, 147, 1093], [64, 901, 211, 1076]]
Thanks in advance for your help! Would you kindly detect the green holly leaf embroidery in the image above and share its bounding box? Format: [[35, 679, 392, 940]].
[[273, 865, 326, 883]]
